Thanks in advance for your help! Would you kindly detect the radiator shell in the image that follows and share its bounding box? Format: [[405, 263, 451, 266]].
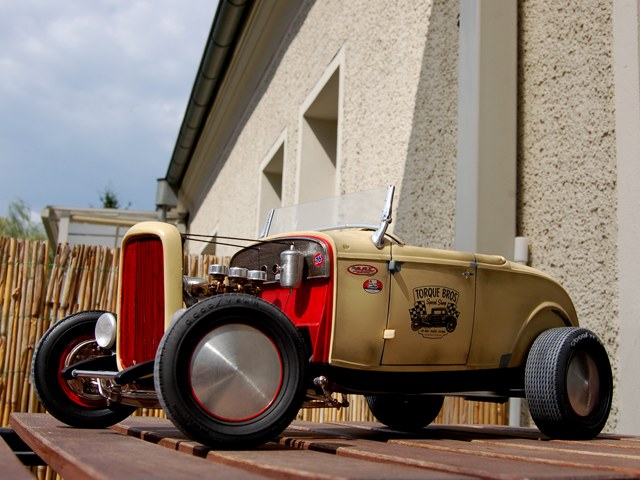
[[116, 222, 183, 370]]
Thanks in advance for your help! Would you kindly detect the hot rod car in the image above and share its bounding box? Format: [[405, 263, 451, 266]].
[[31, 186, 613, 448]]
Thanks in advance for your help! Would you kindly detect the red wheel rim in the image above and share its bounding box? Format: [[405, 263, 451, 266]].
[[57, 337, 107, 408]]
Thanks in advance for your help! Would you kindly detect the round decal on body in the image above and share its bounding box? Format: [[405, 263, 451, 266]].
[[313, 252, 324, 267], [363, 279, 383, 294], [347, 264, 378, 276], [408, 285, 460, 339]]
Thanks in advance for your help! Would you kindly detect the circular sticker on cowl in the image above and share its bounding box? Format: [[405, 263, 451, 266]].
[[363, 279, 383, 294]]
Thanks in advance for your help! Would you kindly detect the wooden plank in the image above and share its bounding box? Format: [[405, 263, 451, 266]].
[[340, 421, 640, 473], [11, 413, 640, 480], [113, 417, 640, 479], [0, 432, 34, 479], [114, 417, 471, 479], [10, 413, 265, 480], [278, 421, 637, 479]]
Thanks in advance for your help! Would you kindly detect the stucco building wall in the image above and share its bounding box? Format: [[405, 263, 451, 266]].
[[177, 0, 628, 431], [518, 2, 619, 427], [183, 0, 460, 253]]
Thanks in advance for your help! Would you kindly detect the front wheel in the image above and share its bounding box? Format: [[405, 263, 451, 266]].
[[30, 311, 136, 428], [366, 394, 444, 431], [525, 327, 612, 439], [155, 294, 308, 449]]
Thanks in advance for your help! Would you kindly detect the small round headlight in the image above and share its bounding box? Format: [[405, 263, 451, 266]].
[[95, 312, 117, 349]]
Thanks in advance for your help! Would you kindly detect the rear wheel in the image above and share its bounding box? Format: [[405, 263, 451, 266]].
[[525, 327, 612, 439], [445, 317, 457, 332], [155, 294, 308, 449], [31, 311, 136, 428], [366, 394, 444, 431]]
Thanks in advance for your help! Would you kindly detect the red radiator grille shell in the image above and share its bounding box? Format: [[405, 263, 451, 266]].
[[119, 235, 166, 368]]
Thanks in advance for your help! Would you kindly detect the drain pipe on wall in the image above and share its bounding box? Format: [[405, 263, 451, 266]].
[[454, 0, 517, 257], [509, 237, 530, 427]]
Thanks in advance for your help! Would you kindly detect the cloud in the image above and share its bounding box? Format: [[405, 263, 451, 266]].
[[0, 0, 215, 214]]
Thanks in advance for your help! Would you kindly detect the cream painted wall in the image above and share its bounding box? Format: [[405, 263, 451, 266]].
[[178, 0, 631, 432], [183, 0, 460, 255], [518, 1, 619, 430]]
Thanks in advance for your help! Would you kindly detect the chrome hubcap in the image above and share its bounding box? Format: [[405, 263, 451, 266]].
[[566, 350, 600, 417], [64, 339, 105, 401], [190, 324, 283, 421]]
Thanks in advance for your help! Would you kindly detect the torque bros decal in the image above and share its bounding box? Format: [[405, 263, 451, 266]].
[[409, 285, 460, 339]]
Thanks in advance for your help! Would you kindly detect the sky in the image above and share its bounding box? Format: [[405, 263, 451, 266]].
[[0, 0, 216, 218]]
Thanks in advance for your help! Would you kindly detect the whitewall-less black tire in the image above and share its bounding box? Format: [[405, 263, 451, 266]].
[[31, 311, 136, 428], [154, 294, 308, 449], [366, 394, 444, 431], [525, 327, 612, 439]]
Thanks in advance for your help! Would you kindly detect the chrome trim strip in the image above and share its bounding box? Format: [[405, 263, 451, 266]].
[[71, 369, 118, 380]]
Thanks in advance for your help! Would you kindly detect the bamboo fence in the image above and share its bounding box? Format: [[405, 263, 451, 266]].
[[0, 236, 508, 472]]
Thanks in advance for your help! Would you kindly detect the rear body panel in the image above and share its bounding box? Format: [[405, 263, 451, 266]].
[[273, 229, 578, 375]]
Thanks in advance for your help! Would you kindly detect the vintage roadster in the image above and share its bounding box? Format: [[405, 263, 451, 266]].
[[31, 186, 612, 448]]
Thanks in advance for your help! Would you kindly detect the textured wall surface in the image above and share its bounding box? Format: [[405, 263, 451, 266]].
[[186, 0, 459, 253], [518, 1, 618, 427], [181, 0, 622, 429]]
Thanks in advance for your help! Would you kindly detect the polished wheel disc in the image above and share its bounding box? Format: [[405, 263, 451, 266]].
[[61, 338, 105, 405], [566, 350, 600, 417], [190, 323, 283, 421]]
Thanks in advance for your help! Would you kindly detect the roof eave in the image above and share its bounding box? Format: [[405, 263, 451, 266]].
[[164, 0, 253, 189]]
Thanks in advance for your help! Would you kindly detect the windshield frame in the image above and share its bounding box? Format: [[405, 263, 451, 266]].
[[259, 185, 394, 239]]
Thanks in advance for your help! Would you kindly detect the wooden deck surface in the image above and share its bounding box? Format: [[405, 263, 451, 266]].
[[8, 413, 640, 479], [0, 428, 35, 479]]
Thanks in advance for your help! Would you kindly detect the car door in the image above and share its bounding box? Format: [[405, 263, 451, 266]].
[[381, 245, 477, 366]]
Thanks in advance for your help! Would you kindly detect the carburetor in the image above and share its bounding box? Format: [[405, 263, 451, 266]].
[[182, 264, 268, 306]]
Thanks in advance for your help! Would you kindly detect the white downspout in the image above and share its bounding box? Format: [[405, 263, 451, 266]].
[[454, 0, 517, 258], [509, 236, 530, 427], [613, 0, 640, 435]]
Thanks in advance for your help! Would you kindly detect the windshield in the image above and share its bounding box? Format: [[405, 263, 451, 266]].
[[260, 185, 393, 238]]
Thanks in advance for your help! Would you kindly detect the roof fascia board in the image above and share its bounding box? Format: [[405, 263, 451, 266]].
[[179, 1, 310, 215], [165, 0, 253, 187]]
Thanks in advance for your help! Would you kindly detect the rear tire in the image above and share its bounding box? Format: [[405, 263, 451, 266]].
[[525, 327, 612, 439], [366, 394, 444, 431], [445, 317, 457, 332], [31, 311, 136, 428], [155, 294, 308, 449]]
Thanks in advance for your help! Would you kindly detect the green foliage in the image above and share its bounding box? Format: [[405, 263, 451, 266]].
[[100, 186, 120, 209], [0, 199, 46, 240], [99, 185, 130, 210]]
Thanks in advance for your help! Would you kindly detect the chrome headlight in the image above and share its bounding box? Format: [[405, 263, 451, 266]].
[[95, 312, 117, 349]]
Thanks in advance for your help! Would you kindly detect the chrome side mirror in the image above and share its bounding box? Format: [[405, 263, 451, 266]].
[[371, 185, 395, 249]]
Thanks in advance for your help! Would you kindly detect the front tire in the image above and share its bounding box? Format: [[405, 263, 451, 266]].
[[31, 311, 136, 428], [525, 327, 612, 439], [155, 294, 308, 449], [366, 394, 444, 431]]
